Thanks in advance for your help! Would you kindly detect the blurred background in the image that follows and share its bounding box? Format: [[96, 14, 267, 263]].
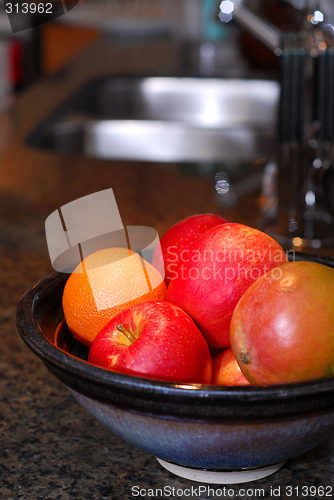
[[2, 0, 333, 97], [5, 0, 334, 247], [0, 0, 333, 250], [0, 0, 331, 87]]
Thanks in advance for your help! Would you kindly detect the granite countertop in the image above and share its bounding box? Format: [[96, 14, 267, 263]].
[[1, 37, 333, 500]]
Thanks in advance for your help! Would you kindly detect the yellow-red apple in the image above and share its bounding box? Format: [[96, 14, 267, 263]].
[[212, 348, 251, 386], [230, 261, 334, 384]]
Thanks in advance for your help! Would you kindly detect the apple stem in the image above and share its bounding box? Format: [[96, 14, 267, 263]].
[[117, 323, 136, 344]]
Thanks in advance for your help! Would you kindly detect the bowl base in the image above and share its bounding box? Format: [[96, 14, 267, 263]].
[[156, 458, 285, 484]]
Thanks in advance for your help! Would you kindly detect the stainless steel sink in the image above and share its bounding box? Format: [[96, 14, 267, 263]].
[[27, 76, 280, 163]]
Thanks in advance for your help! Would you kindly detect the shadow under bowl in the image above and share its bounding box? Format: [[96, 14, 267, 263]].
[[16, 253, 334, 483]]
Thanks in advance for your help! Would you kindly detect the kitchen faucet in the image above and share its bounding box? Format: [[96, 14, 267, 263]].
[[219, 0, 334, 249]]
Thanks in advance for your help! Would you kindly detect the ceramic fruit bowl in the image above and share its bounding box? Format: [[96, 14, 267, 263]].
[[16, 252, 334, 484]]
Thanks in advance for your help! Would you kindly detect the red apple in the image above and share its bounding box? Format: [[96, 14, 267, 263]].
[[154, 213, 228, 285], [230, 261, 334, 385], [167, 223, 287, 349], [88, 300, 212, 384], [212, 348, 251, 386]]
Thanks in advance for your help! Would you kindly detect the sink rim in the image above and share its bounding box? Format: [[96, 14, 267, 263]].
[[26, 74, 280, 163]]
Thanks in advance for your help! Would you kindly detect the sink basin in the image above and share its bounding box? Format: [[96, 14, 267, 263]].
[[27, 76, 280, 163]]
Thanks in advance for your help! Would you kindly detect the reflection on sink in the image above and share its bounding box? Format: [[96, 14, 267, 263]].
[[27, 76, 280, 163]]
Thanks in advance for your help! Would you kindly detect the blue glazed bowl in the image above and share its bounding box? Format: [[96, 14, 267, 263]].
[[16, 253, 334, 484]]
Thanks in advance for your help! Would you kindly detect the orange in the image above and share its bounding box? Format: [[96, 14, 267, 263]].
[[62, 247, 167, 346]]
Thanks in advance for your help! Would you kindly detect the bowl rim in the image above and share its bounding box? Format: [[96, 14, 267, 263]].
[[16, 254, 334, 418]]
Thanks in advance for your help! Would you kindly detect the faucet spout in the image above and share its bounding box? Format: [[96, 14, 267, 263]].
[[219, 1, 282, 53], [219, 0, 334, 248], [218, 0, 331, 56]]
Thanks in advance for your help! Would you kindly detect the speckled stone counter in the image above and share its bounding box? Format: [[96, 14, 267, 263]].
[[1, 38, 334, 500]]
